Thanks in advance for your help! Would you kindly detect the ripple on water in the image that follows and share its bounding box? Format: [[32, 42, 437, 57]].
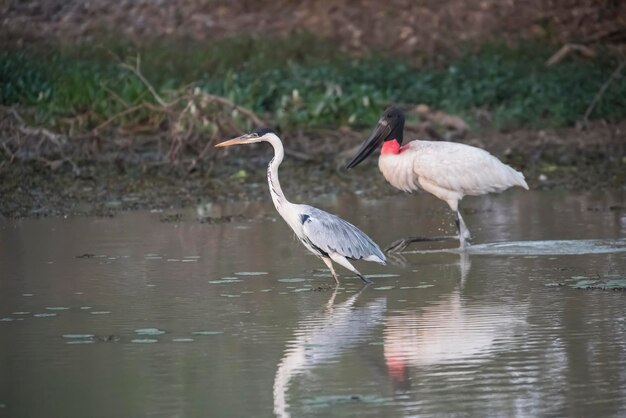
[[33, 313, 57, 318], [172, 338, 194, 342], [46, 307, 70, 311], [365, 274, 401, 279], [209, 278, 242, 284], [90, 311, 111, 315], [407, 239, 626, 256], [373, 286, 395, 291], [0, 317, 15, 322], [278, 278, 306, 283]]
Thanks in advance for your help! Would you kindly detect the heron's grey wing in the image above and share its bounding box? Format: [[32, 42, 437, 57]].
[[300, 206, 385, 263], [410, 141, 528, 195]]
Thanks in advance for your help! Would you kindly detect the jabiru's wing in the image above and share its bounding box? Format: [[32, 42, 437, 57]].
[[408, 140, 528, 196], [298, 206, 386, 264]]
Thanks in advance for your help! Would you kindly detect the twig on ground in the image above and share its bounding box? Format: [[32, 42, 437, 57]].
[[120, 56, 169, 108], [582, 60, 625, 125], [546, 43, 596, 66]]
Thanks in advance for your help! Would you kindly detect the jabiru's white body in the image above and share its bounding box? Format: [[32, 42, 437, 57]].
[[378, 139, 528, 208], [347, 107, 528, 249]]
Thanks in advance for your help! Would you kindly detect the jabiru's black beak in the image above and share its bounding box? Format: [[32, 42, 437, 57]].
[[345, 119, 392, 169]]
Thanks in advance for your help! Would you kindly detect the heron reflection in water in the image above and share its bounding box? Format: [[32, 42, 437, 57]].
[[273, 286, 386, 418]]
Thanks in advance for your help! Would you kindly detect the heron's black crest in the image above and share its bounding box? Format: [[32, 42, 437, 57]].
[[251, 127, 277, 137]]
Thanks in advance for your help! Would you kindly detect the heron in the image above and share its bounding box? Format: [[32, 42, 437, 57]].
[[216, 128, 386, 283], [346, 106, 528, 250]]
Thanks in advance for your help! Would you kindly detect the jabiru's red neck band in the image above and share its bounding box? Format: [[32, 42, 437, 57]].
[[381, 139, 405, 155]]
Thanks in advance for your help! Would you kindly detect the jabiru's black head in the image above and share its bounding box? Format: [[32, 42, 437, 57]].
[[346, 107, 405, 169]]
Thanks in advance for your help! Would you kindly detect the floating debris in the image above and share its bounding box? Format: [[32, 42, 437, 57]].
[[544, 282, 565, 287], [192, 331, 223, 336], [160, 213, 183, 223], [63, 334, 95, 339], [76, 253, 97, 259], [134, 328, 166, 336], [570, 276, 626, 290], [235, 272, 268, 276]]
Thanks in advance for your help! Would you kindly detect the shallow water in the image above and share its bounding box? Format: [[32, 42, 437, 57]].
[[1, 190, 625, 418]]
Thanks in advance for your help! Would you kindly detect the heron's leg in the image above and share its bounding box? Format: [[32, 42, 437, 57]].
[[321, 257, 340, 284], [455, 210, 471, 249], [328, 253, 372, 284]]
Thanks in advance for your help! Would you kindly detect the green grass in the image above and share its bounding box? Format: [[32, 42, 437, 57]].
[[2, 35, 625, 133]]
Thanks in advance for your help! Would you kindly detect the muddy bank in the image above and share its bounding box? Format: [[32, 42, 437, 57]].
[[1, 123, 625, 219]]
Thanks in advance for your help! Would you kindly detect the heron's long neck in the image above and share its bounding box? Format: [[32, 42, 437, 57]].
[[266, 136, 290, 212]]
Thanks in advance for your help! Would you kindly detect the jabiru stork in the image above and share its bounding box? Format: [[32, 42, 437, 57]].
[[346, 107, 528, 251]]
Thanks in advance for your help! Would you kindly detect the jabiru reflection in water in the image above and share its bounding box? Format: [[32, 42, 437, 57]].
[[216, 128, 385, 283], [346, 107, 528, 251]]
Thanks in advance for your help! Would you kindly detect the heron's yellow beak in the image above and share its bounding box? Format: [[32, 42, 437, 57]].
[[215, 133, 256, 148]]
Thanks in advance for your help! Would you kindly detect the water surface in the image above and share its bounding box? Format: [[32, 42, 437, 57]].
[[1, 190, 625, 417]]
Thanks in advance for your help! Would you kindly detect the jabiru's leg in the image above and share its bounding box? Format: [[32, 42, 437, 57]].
[[321, 257, 340, 284], [385, 235, 458, 253], [455, 210, 471, 249], [328, 253, 372, 284]]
